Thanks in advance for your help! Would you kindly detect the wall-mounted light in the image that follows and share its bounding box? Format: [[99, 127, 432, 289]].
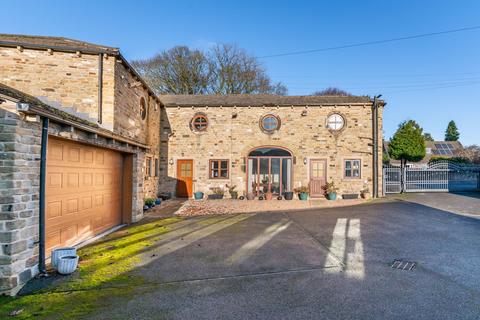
[[169, 158, 174, 165], [303, 157, 308, 165]]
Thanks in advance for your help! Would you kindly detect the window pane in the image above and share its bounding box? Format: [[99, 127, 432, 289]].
[[220, 169, 228, 178], [221, 161, 228, 169]]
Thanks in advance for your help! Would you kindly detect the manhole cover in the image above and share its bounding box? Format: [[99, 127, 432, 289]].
[[391, 259, 416, 271]]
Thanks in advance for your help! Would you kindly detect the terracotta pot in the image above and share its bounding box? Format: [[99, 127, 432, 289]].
[[265, 193, 273, 200]]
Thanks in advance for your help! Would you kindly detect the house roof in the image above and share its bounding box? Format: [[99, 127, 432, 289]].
[[0, 82, 148, 149], [383, 140, 464, 164], [0, 34, 119, 55], [160, 94, 376, 107], [0, 34, 161, 103]]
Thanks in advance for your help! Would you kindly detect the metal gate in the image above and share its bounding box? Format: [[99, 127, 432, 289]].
[[383, 161, 480, 194]]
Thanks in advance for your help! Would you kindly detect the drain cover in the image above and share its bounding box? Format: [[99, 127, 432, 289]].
[[391, 260, 416, 271]]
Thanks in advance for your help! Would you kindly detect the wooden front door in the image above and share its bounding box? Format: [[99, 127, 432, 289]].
[[310, 159, 327, 197], [46, 137, 124, 254], [176, 160, 193, 198]]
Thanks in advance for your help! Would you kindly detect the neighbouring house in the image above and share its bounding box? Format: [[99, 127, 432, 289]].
[[383, 140, 463, 166], [0, 34, 385, 295], [159, 95, 384, 199], [0, 34, 161, 295]]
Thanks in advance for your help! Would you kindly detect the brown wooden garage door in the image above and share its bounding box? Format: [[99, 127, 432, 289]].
[[45, 136, 124, 254]]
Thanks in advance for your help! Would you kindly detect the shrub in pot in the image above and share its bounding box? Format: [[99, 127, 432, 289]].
[[360, 182, 370, 199], [226, 184, 238, 199], [208, 187, 225, 200], [144, 198, 155, 208], [323, 181, 338, 200], [283, 191, 294, 200], [194, 191, 204, 200], [294, 186, 309, 201], [51, 247, 76, 269]]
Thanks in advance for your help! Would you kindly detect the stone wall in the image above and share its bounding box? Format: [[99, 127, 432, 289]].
[[0, 47, 115, 131], [159, 104, 383, 198]]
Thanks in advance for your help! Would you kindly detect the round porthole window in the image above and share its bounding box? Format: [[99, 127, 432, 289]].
[[140, 97, 147, 120], [326, 113, 345, 131], [190, 113, 208, 132], [260, 114, 280, 133]]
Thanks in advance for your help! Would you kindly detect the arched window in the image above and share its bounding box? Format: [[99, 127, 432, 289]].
[[260, 114, 280, 133], [140, 97, 147, 120], [190, 113, 208, 132], [248, 147, 292, 157]]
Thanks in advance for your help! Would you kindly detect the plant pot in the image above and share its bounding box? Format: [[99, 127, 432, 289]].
[[194, 191, 204, 200], [360, 192, 370, 199], [327, 192, 337, 200], [284, 191, 294, 200], [265, 193, 273, 200], [298, 192, 308, 201], [57, 255, 79, 275], [230, 193, 238, 200], [208, 194, 224, 200], [51, 247, 77, 269], [155, 198, 162, 205], [342, 193, 359, 200], [143, 205, 149, 211], [246, 193, 255, 200]]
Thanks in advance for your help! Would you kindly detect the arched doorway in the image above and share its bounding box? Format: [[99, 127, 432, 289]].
[[247, 147, 293, 196]]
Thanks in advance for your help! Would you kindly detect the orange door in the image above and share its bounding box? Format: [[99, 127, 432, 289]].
[[176, 160, 193, 198], [310, 159, 326, 198], [45, 137, 124, 254]]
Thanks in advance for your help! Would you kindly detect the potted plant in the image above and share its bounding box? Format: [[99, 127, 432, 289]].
[[226, 184, 238, 199], [265, 191, 273, 200], [323, 181, 338, 200], [155, 198, 162, 205], [294, 186, 309, 200], [283, 191, 294, 200], [194, 191, 204, 200], [246, 192, 255, 200], [360, 183, 370, 199], [144, 198, 155, 208], [208, 187, 225, 200]]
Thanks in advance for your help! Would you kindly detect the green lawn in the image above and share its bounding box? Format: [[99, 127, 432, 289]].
[[0, 216, 182, 319]]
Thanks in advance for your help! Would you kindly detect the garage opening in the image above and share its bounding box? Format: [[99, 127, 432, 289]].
[[45, 136, 130, 254]]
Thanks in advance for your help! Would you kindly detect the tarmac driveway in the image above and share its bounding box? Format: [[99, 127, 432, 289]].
[[90, 194, 480, 320]]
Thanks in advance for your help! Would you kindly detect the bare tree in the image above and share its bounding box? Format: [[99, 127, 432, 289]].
[[456, 145, 480, 164], [312, 87, 352, 96], [132, 44, 287, 95], [132, 46, 211, 94], [209, 44, 287, 95]]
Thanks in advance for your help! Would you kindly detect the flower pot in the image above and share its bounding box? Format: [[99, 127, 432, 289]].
[[194, 191, 204, 200], [361, 192, 370, 199], [155, 198, 162, 205], [51, 247, 76, 269], [298, 192, 308, 200], [327, 192, 337, 200], [230, 193, 238, 200], [246, 193, 255, 200], [284, 191, 294, 200], [208, 194, 224, 200], [143, 205, 149, 211], [57, 255, 79, 275], [265, 193, 273, 200]]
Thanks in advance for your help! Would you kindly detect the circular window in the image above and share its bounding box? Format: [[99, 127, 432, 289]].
[[260, 114, 280, 133], [140, 97, 147, 120], [326, 113, 345, 131], [191, 113, 208, 132]]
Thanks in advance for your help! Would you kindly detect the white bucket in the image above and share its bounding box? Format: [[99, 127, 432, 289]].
[[51, 247, 77, 269], [57, 255, 79, 275]]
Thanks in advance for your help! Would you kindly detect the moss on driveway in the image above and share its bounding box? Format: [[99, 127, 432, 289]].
[[0, 216, 182, 319]]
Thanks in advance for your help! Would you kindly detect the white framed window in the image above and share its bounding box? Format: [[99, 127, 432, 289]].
[[326, 113, 345, 131], [344, 159, 361, 178]]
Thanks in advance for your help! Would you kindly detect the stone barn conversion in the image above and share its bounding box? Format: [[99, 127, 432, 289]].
[[0, 34, 384, 295]]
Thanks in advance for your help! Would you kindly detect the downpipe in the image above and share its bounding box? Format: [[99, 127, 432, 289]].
[[38, 117, 49, 274]]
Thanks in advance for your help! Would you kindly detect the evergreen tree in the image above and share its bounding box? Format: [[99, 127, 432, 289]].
[[423, 132, 434, 141], [389, 120, 426, 192], [445, 120, 460, 141]]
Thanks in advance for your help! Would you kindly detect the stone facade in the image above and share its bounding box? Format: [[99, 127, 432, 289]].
[[0, 38, 161, 295], [159, 103, 383, 198]]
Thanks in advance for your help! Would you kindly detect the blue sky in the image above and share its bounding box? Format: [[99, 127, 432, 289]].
[[1, 0, 479, 145]]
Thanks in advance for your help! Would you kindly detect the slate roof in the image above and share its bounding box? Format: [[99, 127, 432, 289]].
[[160, 94, 374, 107], [0, 34, 119, 55]]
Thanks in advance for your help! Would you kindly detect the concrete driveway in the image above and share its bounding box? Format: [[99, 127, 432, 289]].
[[89, 193, 480, 320]]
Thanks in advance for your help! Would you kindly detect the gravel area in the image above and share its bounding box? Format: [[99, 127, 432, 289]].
[[175, 198, 367, 216]]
